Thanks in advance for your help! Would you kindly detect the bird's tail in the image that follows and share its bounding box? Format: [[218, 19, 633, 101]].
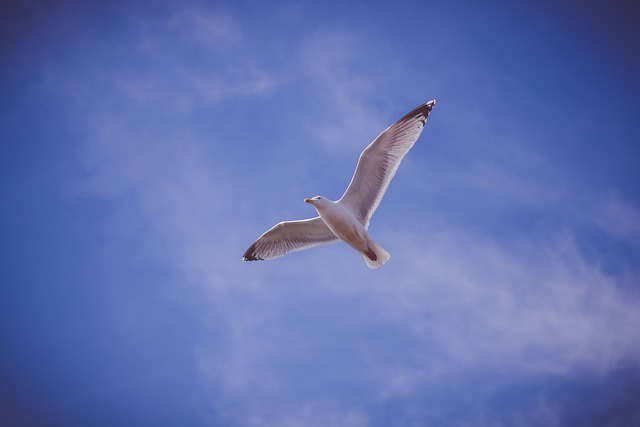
[[360, 241, 390, 269]]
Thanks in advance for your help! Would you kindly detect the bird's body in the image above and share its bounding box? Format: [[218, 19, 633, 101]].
[[305, 197, 390, 269], [242, 100, 436, 269]]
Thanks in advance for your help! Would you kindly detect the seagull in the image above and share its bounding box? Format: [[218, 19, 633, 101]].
[[242, 100, 436, 268]]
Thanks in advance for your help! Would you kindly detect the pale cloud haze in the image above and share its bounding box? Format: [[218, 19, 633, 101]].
[[2, 1, 639, 426]]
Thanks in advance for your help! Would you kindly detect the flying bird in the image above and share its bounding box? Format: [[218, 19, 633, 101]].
[[242, 100, 436, 268]]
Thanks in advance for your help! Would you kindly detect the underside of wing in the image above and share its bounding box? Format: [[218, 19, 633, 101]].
[[242, 216, 339, 261], [339, 100, 435, 227]]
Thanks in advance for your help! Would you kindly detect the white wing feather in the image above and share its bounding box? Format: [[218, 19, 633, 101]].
[[338, 100, 435, 228], [242, 217, 338, 261]]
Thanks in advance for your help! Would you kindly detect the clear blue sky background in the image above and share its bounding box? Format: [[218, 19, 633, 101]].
[[2, 0, 640, 426]]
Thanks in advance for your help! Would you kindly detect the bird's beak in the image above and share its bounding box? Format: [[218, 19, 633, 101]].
[[304, 198, 313, 204]]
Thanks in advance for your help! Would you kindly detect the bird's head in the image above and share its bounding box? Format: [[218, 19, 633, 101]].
[[304, 196, 329, 207]]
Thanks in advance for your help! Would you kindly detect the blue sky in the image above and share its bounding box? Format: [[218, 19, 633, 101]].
[[2, 0, 640, 426]]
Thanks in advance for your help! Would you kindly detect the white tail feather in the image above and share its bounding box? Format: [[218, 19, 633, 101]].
[[361, 241, 390, 269]]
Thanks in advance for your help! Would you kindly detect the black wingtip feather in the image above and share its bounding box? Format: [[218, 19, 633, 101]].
[[242, 244, 264, 261], [397, 99, 436, 126]]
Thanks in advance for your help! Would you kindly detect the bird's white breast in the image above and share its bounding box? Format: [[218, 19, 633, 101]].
[[315, 202, 368, 248]]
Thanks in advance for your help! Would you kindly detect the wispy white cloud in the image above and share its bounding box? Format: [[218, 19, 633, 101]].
[[295, 31, 387, 151], [69, 6, 280, 112], [188, 219, 640, 424], [41, 2, 640, 426], [586, 191, 640, 241]]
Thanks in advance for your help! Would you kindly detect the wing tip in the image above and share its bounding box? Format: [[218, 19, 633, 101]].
[[422, 99, 436, 114], [398, 99, 436, 126], [242, 244, 264, 261]]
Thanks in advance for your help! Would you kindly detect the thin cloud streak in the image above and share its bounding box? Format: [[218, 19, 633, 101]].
[[20, 1, 640, 426]]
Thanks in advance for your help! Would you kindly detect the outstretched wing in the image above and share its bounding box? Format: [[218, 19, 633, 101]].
[[242, 217, 339, 261], [338, 100, 435, 228]]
